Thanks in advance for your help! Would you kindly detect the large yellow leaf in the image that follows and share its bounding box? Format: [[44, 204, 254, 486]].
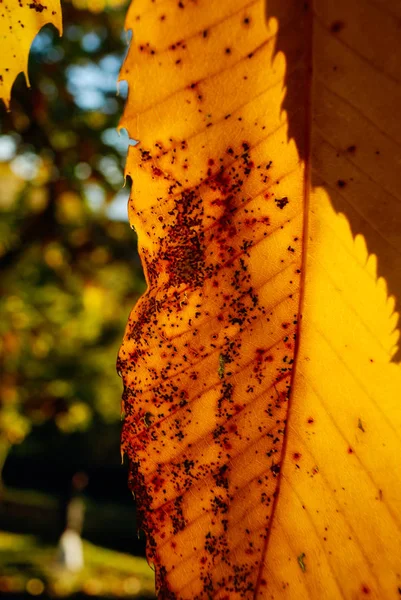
[[0, 0, 62, 107], [118, 0, 401, 598]]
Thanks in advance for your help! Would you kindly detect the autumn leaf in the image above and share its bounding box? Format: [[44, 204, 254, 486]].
[[0, 0, 62, 107], [118, 0, 401, 598]]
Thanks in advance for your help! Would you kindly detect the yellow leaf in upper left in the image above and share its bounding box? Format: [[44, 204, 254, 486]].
[[0, 0, 62, 108]]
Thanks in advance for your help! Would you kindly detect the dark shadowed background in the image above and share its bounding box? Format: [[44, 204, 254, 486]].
[[0, 0, 154, 597]]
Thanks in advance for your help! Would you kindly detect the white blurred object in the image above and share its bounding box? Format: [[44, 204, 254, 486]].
[[57, 528, 84, 571]]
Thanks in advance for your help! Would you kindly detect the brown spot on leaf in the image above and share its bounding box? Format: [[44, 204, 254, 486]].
[[331, 20, 345, 33], [29, 1, 47, 12], [275, 197, 289, 209]]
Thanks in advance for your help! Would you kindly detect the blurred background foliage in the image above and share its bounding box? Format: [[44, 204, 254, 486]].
[[0, 0, 153, 597]]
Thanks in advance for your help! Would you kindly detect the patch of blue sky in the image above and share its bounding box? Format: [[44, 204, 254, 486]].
[[0, 136, 17, 162], [30, 29, 53, 54], [81, 32, 102, 53], [66, 60, 121, 111], [106, 189, 130, 222], [101, 128, 136, 155]]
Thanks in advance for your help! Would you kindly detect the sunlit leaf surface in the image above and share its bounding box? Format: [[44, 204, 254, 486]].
[[119, 0, 401, 597], [0, 0, 62, 107]]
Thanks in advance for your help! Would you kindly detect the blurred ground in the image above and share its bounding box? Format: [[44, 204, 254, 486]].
[[0, 531, 155, 599], [0, 0, 153, 596]]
